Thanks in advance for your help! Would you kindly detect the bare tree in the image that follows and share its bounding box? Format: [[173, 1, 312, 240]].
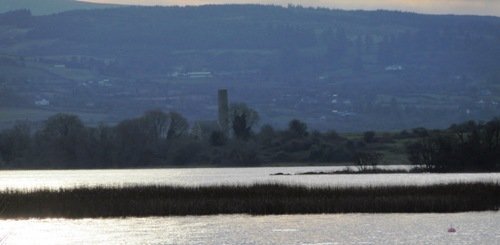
[[354, 152, 383, 171]]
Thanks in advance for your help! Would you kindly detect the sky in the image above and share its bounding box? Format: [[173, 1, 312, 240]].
[[81, 0, 500, 16]]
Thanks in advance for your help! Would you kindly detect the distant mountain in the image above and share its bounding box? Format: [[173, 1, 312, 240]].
[[0, 0, 118, 15], [0, 5, 499, 131]]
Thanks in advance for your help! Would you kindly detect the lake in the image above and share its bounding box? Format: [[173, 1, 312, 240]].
[[1, 212, 499, 244], [1, 167, 499, 244], [0, 166, 499, 190]]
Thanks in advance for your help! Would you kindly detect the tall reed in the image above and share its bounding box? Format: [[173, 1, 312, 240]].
[[1, 183, 499, 218]]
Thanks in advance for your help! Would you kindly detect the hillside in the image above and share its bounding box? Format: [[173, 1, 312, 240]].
[[0, 5, 499, 131], [0, 0, 118, 15]]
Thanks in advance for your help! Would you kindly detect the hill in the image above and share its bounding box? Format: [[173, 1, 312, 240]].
[[0, 5, 499, 131], [0, 0, 118, 15]]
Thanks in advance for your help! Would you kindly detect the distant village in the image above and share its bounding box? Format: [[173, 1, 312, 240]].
[[1, 53, 499, 132]]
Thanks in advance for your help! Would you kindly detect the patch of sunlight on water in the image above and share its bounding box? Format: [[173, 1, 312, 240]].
[[0, 166, 499, 191], [0, 212, 499, 244]]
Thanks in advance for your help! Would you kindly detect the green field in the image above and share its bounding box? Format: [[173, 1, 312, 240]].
[[0, 107, 112, 128]]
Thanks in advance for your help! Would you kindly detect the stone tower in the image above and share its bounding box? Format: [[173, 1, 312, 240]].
[[218, 89, 229, 135]]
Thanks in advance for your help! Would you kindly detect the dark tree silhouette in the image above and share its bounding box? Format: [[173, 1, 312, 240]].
[[232, 114, 251, 141], [229, 103, 259, 140], [288, 119, 308, 138], [35, 113, 87, 165], [210, 130, 227, 146]]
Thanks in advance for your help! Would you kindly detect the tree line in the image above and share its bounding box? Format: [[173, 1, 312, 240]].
[[407, 119, 500, 172], [0, 104, 377, 168], [0, 105, 499, 171]]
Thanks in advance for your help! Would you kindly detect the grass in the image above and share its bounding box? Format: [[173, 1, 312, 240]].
[[0, 107, 111, 128], [0, 183, 499, 219], [0, 107, 54, 123]]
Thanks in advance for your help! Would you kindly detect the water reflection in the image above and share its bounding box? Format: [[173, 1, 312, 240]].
[[1, 212, 499, 244], [0, 166, 499, 190]]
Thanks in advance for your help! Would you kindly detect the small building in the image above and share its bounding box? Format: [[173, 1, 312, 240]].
[[98, 79, 112, 87], [35, 99, 50, 106], [385, 65, 403, 71], [187, 72, 212, 79]]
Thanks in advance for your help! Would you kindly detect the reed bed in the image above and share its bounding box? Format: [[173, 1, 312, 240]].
[[0, 183, 499, 218]]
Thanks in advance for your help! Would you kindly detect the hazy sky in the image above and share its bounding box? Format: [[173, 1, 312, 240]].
[[81, 0, 500, 16]]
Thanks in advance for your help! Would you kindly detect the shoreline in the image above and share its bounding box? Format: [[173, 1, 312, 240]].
[[2, 165, 499, 174], [1, 183, 499, 219], [274, 168, 415, 175], [0, 163, 354, 171]]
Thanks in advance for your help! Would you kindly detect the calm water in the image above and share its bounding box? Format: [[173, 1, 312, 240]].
[[1, 167, 499, 244], [1, 212, 499, 244], [1, 166, 499, 190]]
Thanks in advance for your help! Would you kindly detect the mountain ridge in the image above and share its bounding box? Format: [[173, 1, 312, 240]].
[[0, 0, 119, 15]]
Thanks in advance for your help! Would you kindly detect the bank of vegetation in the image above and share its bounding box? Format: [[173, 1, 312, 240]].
[[0, 183, 498, 218], [0, 108, 389, 168], [0, 109, 499, 172]]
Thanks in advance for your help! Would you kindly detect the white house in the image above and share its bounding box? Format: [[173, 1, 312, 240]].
[[385, 65, 403, 71], [35, 99, 50, 106]]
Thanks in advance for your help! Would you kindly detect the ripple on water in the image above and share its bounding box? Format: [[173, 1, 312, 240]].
[[0, 167, 499, 190], [2, 212, 499, 244]]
